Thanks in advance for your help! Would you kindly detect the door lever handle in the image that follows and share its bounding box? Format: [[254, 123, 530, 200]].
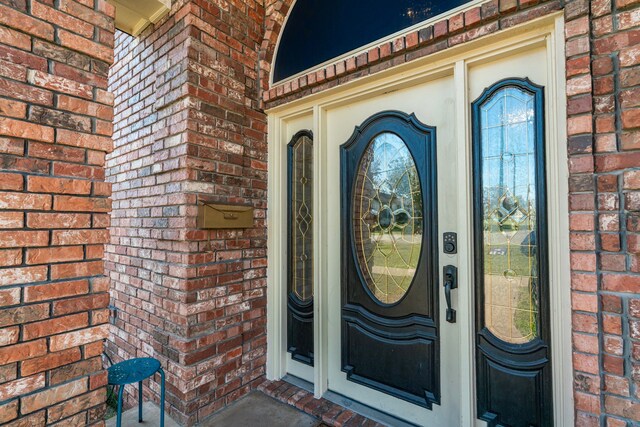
[[443, 265, 458, 323]]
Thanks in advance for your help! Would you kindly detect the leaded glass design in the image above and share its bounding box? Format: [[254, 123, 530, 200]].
[[291, 134, 313, 302], [480, 86, 539, 344], [352, 132, 422, 304]]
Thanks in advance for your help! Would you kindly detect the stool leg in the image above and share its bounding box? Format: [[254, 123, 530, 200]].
[[159, 368, 165, 427], [116, 385, 124, 427], [138, 381, 143, 423]]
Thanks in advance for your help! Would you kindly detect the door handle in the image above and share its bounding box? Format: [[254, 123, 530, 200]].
[[443, 265, 458, 323]]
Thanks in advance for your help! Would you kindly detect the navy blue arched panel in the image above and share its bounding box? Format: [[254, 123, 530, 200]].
[[273, 0, 472, 83]]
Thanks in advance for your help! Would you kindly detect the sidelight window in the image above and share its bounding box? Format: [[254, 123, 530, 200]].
[[475, 81, 544, 344], [287, 130, 314, 365], [289, 131, 314, 302], [473, 78, 552, 425]]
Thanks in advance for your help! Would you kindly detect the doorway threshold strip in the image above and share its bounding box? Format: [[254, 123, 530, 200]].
[[257, 379, 386, 427]]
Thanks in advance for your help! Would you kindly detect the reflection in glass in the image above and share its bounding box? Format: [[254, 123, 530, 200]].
[[291, 134, 313, 302], [480, 87, 539, 344], [352, 133, 422, 304]]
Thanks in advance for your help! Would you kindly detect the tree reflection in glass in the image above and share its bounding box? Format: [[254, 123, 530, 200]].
[[480, 87, 539, 344], [352, 133, 423, 304]]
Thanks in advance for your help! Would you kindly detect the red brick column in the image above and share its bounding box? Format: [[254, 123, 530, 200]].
[[566, 0, 640, 424], [0, 0, 114, 425], [563, 1, 602, 425], [106, 0, 267, 425], [591, 0, 640, 423]]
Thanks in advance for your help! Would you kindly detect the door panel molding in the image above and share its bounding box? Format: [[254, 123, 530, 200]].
[[340, 110, 440, 408]]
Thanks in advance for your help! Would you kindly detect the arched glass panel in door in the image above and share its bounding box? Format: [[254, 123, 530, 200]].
[[352, 132, 423, 304], [287, 130, 314, 365], [473, 78, 552, 426]]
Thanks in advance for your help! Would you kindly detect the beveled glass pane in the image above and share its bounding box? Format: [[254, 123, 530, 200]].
[[481, 87, 539, 344], [291, 135, 313, 302], [352, 132, 422, 304]]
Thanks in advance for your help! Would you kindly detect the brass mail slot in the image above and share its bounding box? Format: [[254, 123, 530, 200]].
[[197, 203, 254, 229]]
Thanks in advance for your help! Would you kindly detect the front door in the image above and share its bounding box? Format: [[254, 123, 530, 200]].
[[323, 44, 553, 426], [325, 72, 461, 426], [340, 110, 439, 409], [268, 22, 570, 426]]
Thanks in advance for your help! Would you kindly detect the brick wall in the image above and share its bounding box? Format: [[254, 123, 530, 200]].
[[104, 0, 640, 426], [566, 0, 640, 424], [106, 7, 197, 422], [0, 0, 114, 425], [106, 0, 267, 425]]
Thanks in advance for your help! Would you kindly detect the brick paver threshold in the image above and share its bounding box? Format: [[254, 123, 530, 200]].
[[258, 380, 385, 427]]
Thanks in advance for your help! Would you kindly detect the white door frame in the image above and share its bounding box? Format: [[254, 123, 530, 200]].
[[266, 14, 572, 426]]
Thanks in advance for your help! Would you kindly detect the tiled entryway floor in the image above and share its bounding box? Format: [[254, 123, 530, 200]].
[[106, 379, 387, 426], [106, 392, 322, 426]]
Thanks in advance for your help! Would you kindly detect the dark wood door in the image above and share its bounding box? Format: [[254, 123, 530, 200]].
[[340, 111, 439, 409]]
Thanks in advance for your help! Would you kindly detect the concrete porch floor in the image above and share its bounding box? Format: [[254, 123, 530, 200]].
[[106, 391, 322, 426]]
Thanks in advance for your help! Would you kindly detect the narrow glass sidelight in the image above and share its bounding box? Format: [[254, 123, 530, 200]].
[[480, 86, 539, 344], [291, 132, 313, 303], [473, 79, 552, 426], [287, 130, 314, 366]]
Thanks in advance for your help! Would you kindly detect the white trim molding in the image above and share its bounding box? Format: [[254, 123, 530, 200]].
[[266, 13, 572, 426], [107, 0, 170, 37]]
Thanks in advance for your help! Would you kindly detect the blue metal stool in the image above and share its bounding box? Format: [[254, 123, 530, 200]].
[[108, 357, 165, 427]]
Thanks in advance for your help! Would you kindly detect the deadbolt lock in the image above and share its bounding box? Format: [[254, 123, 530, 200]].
[[443, 232, 457, 254]]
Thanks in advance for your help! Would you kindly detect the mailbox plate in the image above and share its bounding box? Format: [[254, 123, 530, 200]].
[[197, 203, 254, 229]]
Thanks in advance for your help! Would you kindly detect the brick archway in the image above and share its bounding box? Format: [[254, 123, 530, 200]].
[[260, 0, 296, 94]]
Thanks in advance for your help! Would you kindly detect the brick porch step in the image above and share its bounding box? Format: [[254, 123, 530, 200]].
[[258, 380, 386, 427]]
